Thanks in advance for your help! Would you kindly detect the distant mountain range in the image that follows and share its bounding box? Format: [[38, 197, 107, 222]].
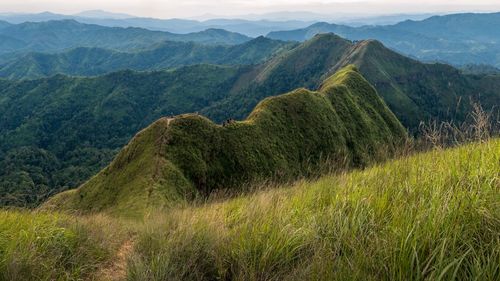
[[0, 12, 314, 37], [193, 11, 435, 25], [0, 37, 296, 79], [0, 20, 251, 58], [72, 10, 134, 19], [3, 12, 500, 68], [1, 33, 499, 207], [460, 64, 500, 75], [267, 12, 500, 67]]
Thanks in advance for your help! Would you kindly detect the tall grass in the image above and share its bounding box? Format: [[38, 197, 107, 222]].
[[127, 138, 499, 281], [417, 102, 498, 149], [0, 211, 127, 281], [2, 105, 498, 280]]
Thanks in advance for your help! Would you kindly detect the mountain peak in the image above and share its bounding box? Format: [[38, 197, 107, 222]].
[[310, 32, 348, 42], [309, 22, 334, 28]]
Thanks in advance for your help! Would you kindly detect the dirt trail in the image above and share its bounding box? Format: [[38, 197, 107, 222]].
[[97, 239, 135, 281], [98, 120, 177, 280]]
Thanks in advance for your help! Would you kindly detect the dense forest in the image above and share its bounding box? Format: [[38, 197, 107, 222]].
[[1, 34, 499, 207]]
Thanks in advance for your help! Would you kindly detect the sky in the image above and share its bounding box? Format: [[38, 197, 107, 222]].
[[1, 0, 500, 19]]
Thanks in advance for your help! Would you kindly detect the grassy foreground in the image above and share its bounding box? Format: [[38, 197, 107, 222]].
[[128, 139, 499, 280], [0, 139, 498, 280], [0, 211, 128, 280]]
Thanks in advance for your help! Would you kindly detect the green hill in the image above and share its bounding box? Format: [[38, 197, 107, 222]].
[[1, 33, 499, 207], [323, 38, 500, 129], [44, 66, 407, 215], [124, 138, 500, 281], [2, 138, 497, 280], [0, 37, 296, 79]]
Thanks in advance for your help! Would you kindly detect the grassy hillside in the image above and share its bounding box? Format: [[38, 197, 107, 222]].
[[126, 138, 500, 281], [2, 138, 498, 280], [44, 66, 407, 215], [0, 211, 126, 280], [0, 37, 296, 79]]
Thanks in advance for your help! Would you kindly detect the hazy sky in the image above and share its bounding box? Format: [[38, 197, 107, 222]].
[[1, 0, 499, 19]]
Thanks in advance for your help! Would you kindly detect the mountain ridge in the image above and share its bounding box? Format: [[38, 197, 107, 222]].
[[0, 37, 296, 79], [1, 33, 499, 207], [0, 12, 313, 37], [0, 19, 252, 58], [203, 33, 500, 130], [43, 65, 407, 215], [267, 12, 500, 67]]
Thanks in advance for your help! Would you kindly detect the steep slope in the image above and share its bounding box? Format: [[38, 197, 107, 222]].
[[0, 37, 296, 79], [0, 20, 252, 57], [323, 39, 498, 129], [44, 66, 407, 215], [202, 33, 355, 120], [203, 34, 500, 131], [267, 13, 500, 67]]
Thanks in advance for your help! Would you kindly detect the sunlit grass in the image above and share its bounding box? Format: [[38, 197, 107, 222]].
[[1, 139, 498, 280], [0, 211, 128, 281], [127, 139, 500, 280]]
